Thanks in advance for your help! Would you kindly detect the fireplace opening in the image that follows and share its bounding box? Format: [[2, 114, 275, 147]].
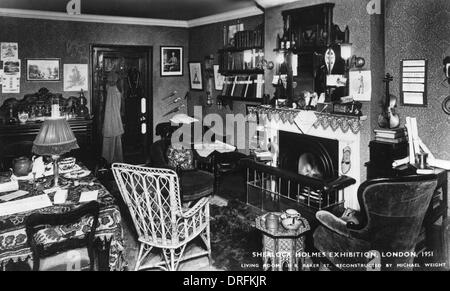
[[278, 131, 339, 180]]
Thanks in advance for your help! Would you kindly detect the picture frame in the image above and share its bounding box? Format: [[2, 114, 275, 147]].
[[189, 62, 203, 90], [400, 59, 428, 107], [213, 65, 224, 91], [26, 59, 60, 81], [64, 64, 88, 92], [161, 46, 183, 76]]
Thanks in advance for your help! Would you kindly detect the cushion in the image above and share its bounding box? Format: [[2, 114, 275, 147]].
[[180, 170, 214, 201], [167, 146, 194, 171], [313, 225, 371, 271]]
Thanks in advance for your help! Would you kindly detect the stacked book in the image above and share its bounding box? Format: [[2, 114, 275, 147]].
[[233, 29, 263, 49], [374, 127, 408, 144]]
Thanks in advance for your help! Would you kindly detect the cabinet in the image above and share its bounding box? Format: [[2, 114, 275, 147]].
[[274, 3, 348, 102]]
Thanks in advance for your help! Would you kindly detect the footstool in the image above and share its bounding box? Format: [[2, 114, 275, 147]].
[[255, 213, 310, 271]]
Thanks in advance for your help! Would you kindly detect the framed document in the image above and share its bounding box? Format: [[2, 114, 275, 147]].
[[400, 59, 427, 107]]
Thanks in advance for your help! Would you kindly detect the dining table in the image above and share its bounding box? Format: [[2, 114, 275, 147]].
[[0, 168, 125, 271]]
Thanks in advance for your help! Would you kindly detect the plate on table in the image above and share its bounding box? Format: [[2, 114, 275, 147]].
[[59, 164, 81, 174], [63, 169, 91, 179]]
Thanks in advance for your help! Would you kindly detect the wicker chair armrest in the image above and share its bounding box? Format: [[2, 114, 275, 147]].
[[180, 197, 210, 218]]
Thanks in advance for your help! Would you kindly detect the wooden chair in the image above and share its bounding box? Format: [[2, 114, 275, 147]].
[[25, 201, 100, 271], [112, 163, 211, 271]]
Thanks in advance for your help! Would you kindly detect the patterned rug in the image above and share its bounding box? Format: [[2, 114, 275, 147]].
[[210, 199, 263, 271]]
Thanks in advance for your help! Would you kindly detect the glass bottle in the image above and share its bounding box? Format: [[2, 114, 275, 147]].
[[7, 107, 16, 124]]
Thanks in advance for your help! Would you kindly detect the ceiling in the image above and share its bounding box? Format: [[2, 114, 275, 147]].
[[0, 0, 260, 20]]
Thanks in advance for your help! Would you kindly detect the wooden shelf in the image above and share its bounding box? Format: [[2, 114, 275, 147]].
[[218, 69, 264, 76], [219, 46, 264, 53]]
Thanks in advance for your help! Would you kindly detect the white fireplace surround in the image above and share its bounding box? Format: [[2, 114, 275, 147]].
[[256, 109, 365, 210]]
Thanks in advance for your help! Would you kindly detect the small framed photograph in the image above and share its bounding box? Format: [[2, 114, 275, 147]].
[[27, 59, 60, 81], [213, 65, 224, 91], [161, 46, 183, 76], [189, 62, 203, 90]]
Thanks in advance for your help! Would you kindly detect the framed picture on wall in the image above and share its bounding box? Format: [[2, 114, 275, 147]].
[[26, 59, 60, 81], [64, 64, 88, 91], [161, 46, 183, 76], [189, 62, 203, 90]]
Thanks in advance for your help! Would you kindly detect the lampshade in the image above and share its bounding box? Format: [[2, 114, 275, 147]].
[[33, 117, 79, 156], [340, 43, 353, 61]]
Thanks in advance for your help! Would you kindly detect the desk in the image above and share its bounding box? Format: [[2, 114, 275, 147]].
[[0, 174, 124, 271]]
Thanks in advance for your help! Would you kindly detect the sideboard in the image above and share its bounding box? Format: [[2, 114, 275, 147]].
[[0, 118, 93, 171]]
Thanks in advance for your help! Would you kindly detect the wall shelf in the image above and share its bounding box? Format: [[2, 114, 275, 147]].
[[218, 69, 264, 76], [219, 46, 264, 53], [218, 95, 262, 110]]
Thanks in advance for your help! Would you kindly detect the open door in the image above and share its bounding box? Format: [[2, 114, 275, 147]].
[[91, 45, 152, 164]]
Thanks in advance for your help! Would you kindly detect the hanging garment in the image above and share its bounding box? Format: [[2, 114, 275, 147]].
[[102, 80, 124, 164]]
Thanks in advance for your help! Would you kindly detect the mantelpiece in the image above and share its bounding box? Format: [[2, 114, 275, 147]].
[[248, 106, 366, 134], [248, 105, 367, 210]]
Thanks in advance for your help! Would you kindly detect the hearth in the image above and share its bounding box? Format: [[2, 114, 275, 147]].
[[278, 131, 339, 180]]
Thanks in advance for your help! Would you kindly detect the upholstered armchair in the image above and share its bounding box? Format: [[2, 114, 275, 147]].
[[313, 174, 438, 271], [148, 138, 214, 202]]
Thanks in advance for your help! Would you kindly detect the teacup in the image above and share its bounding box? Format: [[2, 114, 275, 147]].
[[281, 209, 301, 225], [284, 209, 300, 219]]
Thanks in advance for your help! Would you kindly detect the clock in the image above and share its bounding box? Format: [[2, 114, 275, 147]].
[[443, 95, 450, 115]]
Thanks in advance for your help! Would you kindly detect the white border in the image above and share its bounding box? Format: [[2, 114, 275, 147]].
[[0, 7, 264, 28]]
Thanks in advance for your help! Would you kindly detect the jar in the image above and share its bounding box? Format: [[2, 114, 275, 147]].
[[265, 213, 279, 232]]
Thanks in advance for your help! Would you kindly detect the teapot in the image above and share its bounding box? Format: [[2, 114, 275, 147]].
[[12, 156, 33, 177]]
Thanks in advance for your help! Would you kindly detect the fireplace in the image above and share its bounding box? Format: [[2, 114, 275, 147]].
[[245, 107, 367, 210], [278, 131, 339, 180]]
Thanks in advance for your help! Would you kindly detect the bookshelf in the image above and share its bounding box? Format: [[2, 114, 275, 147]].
[[218, 27, 265, 109]]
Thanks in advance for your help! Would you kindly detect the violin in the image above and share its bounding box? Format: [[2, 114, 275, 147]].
[[377, 73, 400, 129]]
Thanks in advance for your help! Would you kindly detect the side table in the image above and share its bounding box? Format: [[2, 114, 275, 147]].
[[255, 213, 310, 271]]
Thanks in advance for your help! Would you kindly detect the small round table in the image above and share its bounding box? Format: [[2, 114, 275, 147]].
[[255, 213, 310, 271]]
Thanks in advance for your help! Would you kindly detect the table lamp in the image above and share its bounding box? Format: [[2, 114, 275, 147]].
[[32, 108, 79, 188]]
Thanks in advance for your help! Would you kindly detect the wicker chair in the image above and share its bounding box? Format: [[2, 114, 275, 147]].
[[112, 163, 211, 271]]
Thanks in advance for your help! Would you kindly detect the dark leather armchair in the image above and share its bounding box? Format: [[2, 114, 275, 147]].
[[148, 138, 214, 202], [313, 174, 438, 271]]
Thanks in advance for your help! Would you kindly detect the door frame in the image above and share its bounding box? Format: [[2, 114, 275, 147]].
[[90, 44, 153, 162]]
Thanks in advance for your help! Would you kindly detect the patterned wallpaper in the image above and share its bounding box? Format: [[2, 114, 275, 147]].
[[385, 0, 450, 160], [0, 16, 190, 140]]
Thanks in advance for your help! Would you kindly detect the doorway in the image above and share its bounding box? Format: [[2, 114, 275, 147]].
[[91, 45, 152, 165]]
